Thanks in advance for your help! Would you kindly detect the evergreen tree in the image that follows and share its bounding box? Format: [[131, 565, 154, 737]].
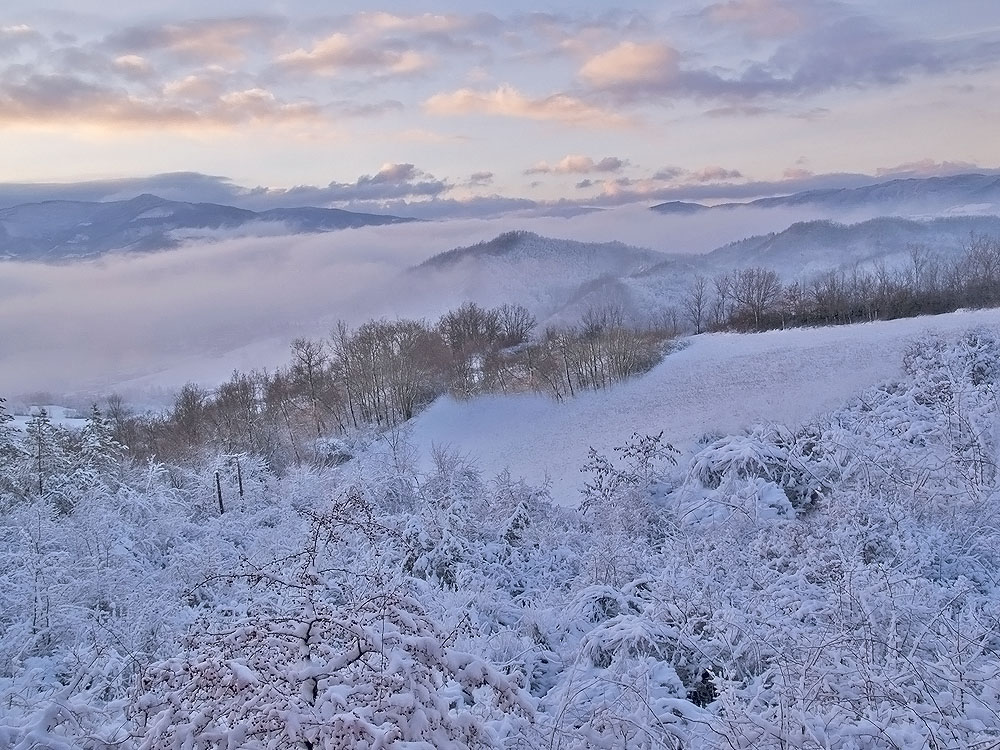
[[0, 397, 27, 504], [24, 408, 72, 512], [74, 404, 126, 491]]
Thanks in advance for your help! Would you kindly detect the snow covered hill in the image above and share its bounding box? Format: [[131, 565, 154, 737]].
[[410, 216, 1000, 327], [701, 215, 1000, 277], [408, 308, 1000, 502], [0, 194, 414, 260], [410, 230, 672, 318]]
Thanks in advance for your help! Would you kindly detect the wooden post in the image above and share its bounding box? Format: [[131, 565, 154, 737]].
[[236, 457, 244, 499], [215, 471, 224, 514]]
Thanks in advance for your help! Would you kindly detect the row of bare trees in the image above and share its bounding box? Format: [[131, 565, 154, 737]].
[[109, 302, 674, 468], [682, 236, 1000, 333]]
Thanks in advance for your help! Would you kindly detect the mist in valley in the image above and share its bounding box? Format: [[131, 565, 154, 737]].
[[1, 202, 846, 403]]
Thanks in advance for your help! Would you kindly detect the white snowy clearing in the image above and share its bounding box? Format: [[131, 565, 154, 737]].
[[410, 307, 1000, 501]]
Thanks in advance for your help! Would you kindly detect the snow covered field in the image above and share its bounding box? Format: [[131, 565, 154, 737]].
[[410, 308, 1000, 501], [8, 405, 86, 430]]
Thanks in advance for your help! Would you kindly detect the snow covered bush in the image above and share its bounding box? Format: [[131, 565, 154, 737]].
[[4, 326, 1000, 749], [130, 497, 534, 749]]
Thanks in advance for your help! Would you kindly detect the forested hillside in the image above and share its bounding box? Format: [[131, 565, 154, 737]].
[[3, 328, 1000, 748]]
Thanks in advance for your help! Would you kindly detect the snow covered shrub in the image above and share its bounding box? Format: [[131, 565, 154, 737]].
[[402, 449, 489, 590], [580, 432, 678, 538], [688, 423, 837, 513], [834, 329, 1000, 506], [132, 590, 534, 749], [130, 497, 534, 750], [542, 580, 714, 750], [0, 657, 134, 750]]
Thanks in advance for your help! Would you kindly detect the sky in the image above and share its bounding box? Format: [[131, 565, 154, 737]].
[[1, 0, 999, 216]]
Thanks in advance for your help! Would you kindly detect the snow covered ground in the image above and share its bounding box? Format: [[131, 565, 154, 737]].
[[409, 308, 1000, 502], [8, 405, 86, 431]]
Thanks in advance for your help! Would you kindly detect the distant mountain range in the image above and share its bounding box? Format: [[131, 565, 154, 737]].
[[652, 173, 1000, 216], [0, 193, 414, 260], [700, 215, 1000, 276], [413, 215, 1000, 326], [4, 172, 999, 263]]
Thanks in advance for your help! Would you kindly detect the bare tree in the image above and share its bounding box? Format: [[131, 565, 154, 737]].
[[711, 272, 732, 329], [290, 338, 331, 439], [730, 267, 783, 329], [682, 275, 710, 334], [496, 304, 536, 347]]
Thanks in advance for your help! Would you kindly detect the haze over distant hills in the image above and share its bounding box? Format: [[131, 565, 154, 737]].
[[412, 214, 1000, 326], [0, 193, 414, 260], [652, 173, 1000, 216], [3, 173, 999, 263], [5, 172, 1000, 396]]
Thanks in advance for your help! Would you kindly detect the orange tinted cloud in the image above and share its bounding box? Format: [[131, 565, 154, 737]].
[[579, 41, 679, 89], [277, 33, 431, 76], [0, 74, 320, 131], [424, 85, 628, 126], [525, 155, 627, 175]]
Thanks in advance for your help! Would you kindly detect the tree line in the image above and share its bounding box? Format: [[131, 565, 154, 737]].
[[104, 302, 673, 469], [683, 235, 1000, 333]]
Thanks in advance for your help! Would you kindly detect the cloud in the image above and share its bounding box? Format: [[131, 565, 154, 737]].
[[525, 154, 627, 175], [330, 99, 405, 118], [652, 166, 686, 181], [578, 8, 1000, 103], [0, 203, 845, 398], [579, 41, 680, 88], [875, 159, 995, 179], [704, 104, 775, 117], [104, 16, 282, 63], [163, 70, 228, 101], [277, 33, 432, 76], [0, 72, 320, 130], [782, 167, 813, 180], [233, 163, 453, 210], [350, 11, 501, 37], [15, 175, 973, 405], [703, 0, 805, 38], [687, 166, 743, 182], [0, 24, 44, 55], [424, 84, 628, 125], [467, 171, 494, 186], [111, 54, 155, 79]]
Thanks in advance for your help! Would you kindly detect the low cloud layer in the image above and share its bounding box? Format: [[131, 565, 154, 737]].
[[0, 204, 855, 401]]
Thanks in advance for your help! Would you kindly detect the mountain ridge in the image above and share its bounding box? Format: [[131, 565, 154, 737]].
[[0, 193, 415, 260], [651, 173, 1000, 215]]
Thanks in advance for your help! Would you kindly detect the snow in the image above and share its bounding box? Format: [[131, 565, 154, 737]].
[[9, 405, 86, 431], [409, 308, 1000, 502], [132, 207, 175, 220], [5, 322, 1000, 748]]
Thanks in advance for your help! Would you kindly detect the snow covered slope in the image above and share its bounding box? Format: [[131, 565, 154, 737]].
[[408, 308, 1000, 502]]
